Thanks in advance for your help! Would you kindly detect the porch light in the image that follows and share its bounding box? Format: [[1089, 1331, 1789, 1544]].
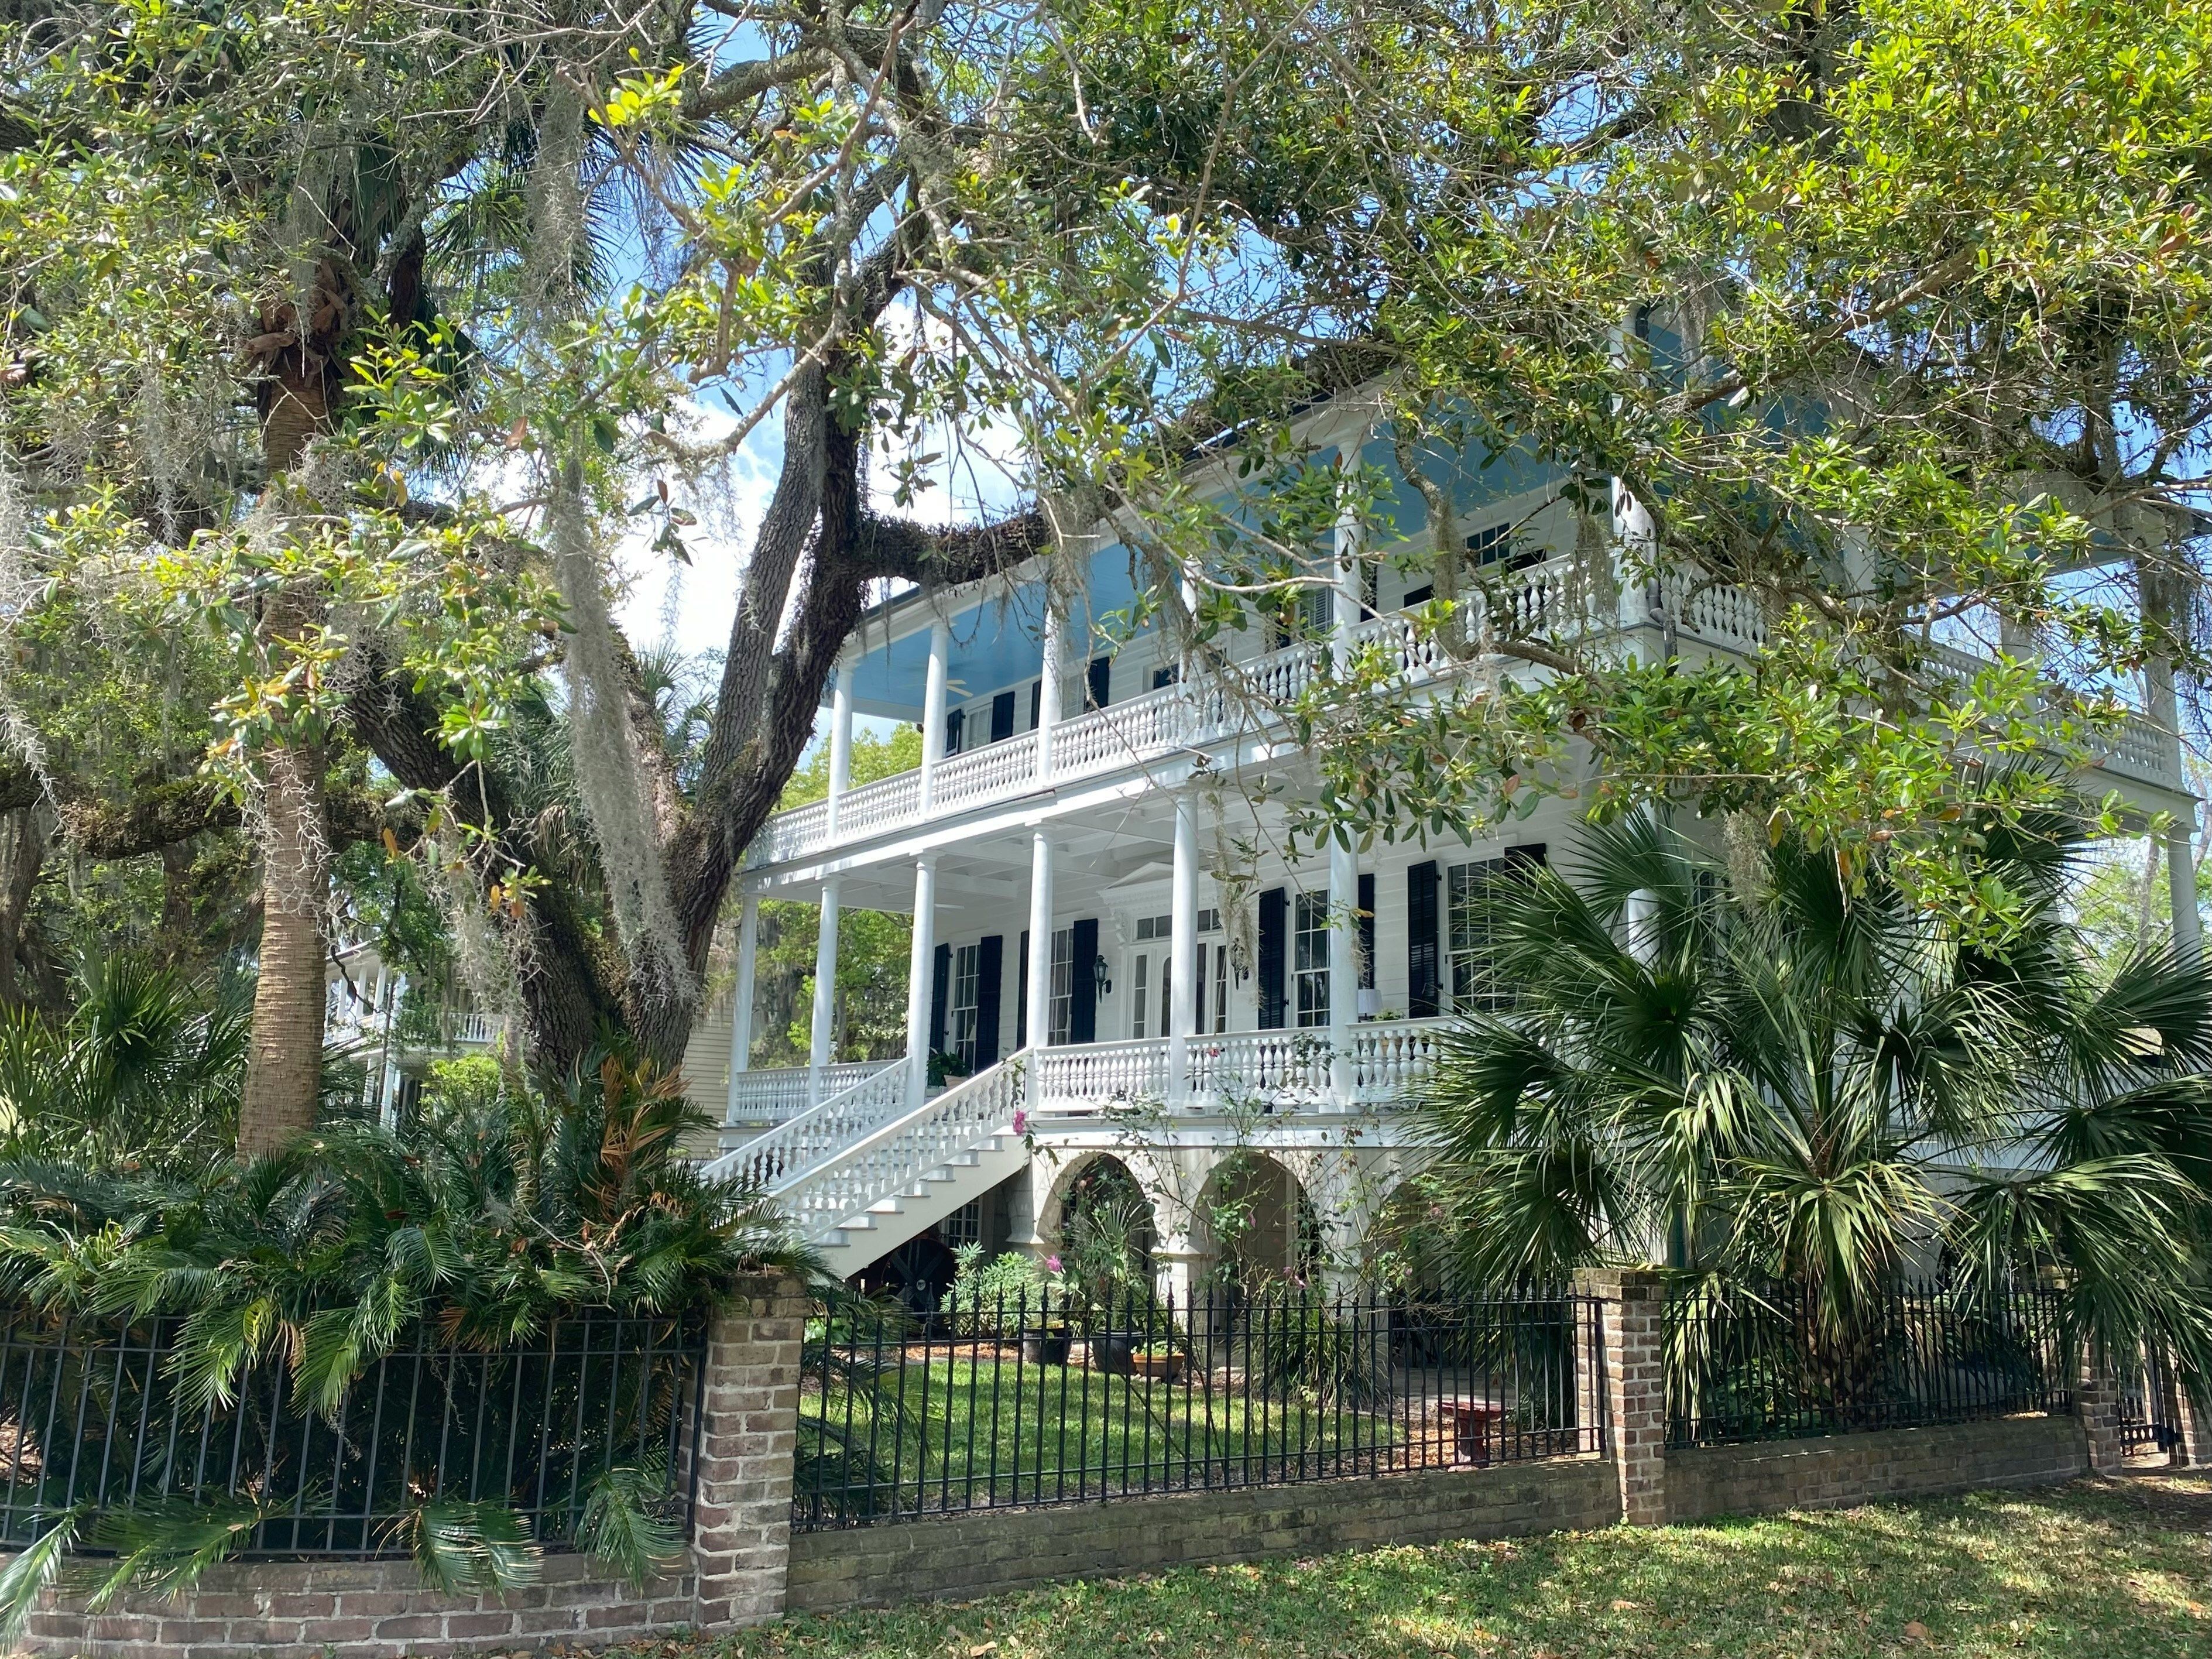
[[1093, 953, 1113, 999]]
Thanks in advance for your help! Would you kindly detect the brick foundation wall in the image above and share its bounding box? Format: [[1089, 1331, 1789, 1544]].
[[1665, 1413, 2089, 1522], [13, 1551, 694, 1659], [787, 1456, 1624, 1614]]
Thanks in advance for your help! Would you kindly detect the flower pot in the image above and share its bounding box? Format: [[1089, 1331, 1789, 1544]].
[[1087, 1331, 1140, 1374], [1020, 1328, 1071, 1366], [1129, 1351, 1186, 1384]]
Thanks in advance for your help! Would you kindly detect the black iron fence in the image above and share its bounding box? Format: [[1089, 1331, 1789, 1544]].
[[0, 1311, 705, 1555], [1664, 1278, 2072, 1447], [2117, 1347, 2183, 1458], [795, 1288, 1605, 1530]]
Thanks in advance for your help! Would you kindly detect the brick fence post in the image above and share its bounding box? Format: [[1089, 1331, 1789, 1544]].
[[1573, 1266, 1667, 1526], [691, 1273, 807, 1630], [2177, 1383, 2211, 1469], [2075, 1351, 2125, 1475]]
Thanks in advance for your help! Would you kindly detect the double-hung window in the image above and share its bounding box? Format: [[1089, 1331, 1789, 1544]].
[[1292, 889, 1330, 1027], [950, 944, 982, 1070]]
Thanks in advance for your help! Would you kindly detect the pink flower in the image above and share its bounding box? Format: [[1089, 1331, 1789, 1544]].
[[1012, 1109, 1028, 1135], [1045, 1254, 1062, 1273]]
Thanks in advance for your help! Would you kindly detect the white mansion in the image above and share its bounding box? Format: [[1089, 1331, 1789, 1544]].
[[335, 395, 2201, 1301]]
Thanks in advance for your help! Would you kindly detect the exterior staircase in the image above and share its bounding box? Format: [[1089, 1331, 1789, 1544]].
[[704, 1052, 1029, 1281]]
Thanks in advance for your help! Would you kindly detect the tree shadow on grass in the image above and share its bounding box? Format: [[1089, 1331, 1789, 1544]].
[[686, 1477, 2210, 1659]]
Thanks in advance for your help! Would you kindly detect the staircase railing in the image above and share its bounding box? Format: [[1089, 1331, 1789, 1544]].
[[776, 1052, 1027, 1241], [704, 1060, 911, 1188]]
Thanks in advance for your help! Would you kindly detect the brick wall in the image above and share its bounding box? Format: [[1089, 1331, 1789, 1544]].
[[1665, 1414, 2089, 1522], [787, 1457, 1624, 1614], [16, 1552, 692, 1659]]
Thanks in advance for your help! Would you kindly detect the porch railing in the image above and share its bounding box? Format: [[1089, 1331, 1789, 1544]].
[[726, 1021, 1455, 1139]]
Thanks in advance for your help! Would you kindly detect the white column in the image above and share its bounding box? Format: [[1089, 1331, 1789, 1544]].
[[1035, 605, 1062, 783], [825, 669, 855, 838], [2171, 822, 2202, 958], [726, 893, 760, 1114], [807, 878, 842, 1108], [1332, 452, 1364, 673], [1170, 793, 1199, 1104], [1026, 829, 1055, 1049], [904, 856, 939, 1107], [1328, 840, 1359, 1106], [918, 618, 951, 813]]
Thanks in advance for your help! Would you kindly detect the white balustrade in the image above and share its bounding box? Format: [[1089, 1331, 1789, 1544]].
[[1350, 1019, 1450, 1101], [1184, 1029, 1334, 1106], [722, 1060, 893, 1127], [1654, 571, 1768, 649], [773, 1052, 1028, 1240], [707, 1060, 910, 1190], [1051, 682, 1191, 775], [931, 730, 1040, 810], [1030, 1039, 1170, 1115]]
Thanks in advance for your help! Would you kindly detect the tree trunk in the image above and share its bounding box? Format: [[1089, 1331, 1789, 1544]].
[[236, 726, 330, 1157], [236, 306, 342, 1157]]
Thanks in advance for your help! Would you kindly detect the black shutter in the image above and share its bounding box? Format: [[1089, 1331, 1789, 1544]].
[[974, 935, 1004, 1066], [1086, 656, 1112, 710], [943, 707, 964, 755], [1029, 679, 1041, 729], [1358, 872, 1376, 992], [991, 691, 1016, 743], [1016, 930, 1030, 1048], [930, 942, 951, 1055], [1069, 917, 1099, 1043], [1408, 861, 1440, 1016], [1506, 842, 1548, 870], [1257, 887, 1287, 1029]]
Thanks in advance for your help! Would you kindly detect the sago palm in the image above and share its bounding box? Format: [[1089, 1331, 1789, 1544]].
[[1421, 812, 2212, 1389]]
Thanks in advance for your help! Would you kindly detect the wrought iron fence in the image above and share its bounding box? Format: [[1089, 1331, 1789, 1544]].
[[0, 1311, 706, 1555], [2117, 1347, 2183, 1459], [795, 1287, 1605, 1530], [1664, 1278, 2072, 1447]]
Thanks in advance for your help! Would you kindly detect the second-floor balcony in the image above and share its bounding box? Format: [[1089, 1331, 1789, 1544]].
[[749, 560, 2189, 875]]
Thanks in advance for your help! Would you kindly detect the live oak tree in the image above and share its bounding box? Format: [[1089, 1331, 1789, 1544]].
[[3, 0, 2210, 1141]]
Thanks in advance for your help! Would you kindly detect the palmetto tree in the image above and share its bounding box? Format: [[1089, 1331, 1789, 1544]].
[[1422, 813, 2212, 1389]]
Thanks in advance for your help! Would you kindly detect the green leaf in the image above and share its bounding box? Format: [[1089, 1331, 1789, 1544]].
[[579, 1460, 682, 1590], [404, 1500, 543, 1595], [0, 1506, 86, 1634]]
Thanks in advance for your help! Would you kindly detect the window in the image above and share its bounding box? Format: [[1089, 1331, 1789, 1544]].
[[1446, 853, 1545, 1012], [1049, 927, 1074, 1044], [1468, 522, 1541, 573], [1131, 954, 1150, 1039], [1211, 940, 1229, 1033], [1153, 663, 1181, 689], [1293, 888, 1330, 1028], [1270, 581, 1333, 649], [1134, 913, 1172, 941], [1198, 907, 1221, 934], [940, 1198, 983, 1249], [950, 944, 983, 1069]]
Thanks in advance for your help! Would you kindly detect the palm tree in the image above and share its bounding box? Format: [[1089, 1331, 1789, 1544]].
[[0, 955, 249, 1171], [1420, 811, 2212, 1389]]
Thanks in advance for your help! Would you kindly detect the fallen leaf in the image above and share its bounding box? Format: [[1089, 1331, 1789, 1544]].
[[1904, 1621, 1930, 1641], [970, 1646, 998, 1657], [1610, 1599, 1640, 1612]]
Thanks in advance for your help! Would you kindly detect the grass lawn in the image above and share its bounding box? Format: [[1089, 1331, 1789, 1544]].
[[625, 1473, 2210, 1658]]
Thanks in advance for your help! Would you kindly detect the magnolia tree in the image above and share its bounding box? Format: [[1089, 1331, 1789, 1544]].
[[2, 0, 2209, 1153]]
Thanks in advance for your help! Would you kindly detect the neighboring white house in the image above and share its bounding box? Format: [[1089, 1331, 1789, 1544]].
[[691, 394, 2202, 1302]]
